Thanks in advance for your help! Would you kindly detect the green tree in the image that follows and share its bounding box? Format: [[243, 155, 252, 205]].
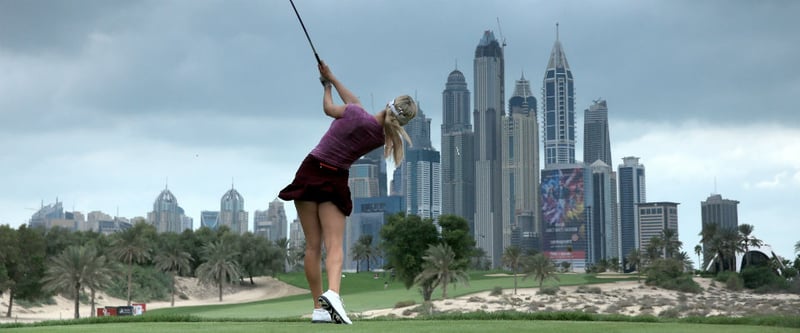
[[609, 257, 621, 272], [3, 225, 46, 317], [237, 233, 267, 284], [275, 238, 291, 273], [110, 222, 154, 306], [522, 253, 559, 288], [83, 249, 116, 317], [380, 213, 439, 301], [41, 246, 100, 319], [694, 244, 703, 272], [438, 215, 477, 270], [351, 234, 377, 272], [501, 246, 524, 295], [626, 248, 642, 282], [661, 228, 682, 259], [415, 243, 469, 300], [738, 224, 763, 268], [196, 239, 241, 302], [154, 236, 193, 307]]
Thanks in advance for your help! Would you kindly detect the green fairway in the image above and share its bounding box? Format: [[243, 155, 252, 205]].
[[147, 271, 635, 319], [3, 320, 798, 333]]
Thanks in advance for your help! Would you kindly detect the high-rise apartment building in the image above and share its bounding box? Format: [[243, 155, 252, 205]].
[[441, 68, 475, 230], [584, 99, 612, 166], [618, 156, 646, 267], [502, 74, 540, 253], [638, 202, 679, 258], [219, 187, 248, 234], [201, 211, 220, 229], [148, 187, 189, 233], [400, 107, 440, 221], [266, 198, 288, 242], [700, 194, 739, 264], [473, 30, 504, 267], [349, 158, 381, 198], [343, 196, 403, 272], [589, 160, 617, 263], [543, 26, 576, 167]]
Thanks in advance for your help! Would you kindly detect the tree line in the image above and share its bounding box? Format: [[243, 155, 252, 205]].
[[0, 223, 292, 319]]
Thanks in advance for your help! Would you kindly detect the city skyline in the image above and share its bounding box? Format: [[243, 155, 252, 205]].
[[1, 1, 798, 258]]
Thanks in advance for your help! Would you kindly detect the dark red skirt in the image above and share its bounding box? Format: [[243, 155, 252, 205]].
[[278, 154, 352, 216]]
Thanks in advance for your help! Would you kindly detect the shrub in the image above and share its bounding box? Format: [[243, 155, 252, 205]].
[[489, 286, 504, 296], [394, 300, 416, 308], [645, 259, 702, 293], [714, 271, 738, 284], [741, 266, 788, 292], [537, 286, 560, 295], [576, 286, 602, 294], [659, 307, 681, 318], [725, 273, 744, 291]]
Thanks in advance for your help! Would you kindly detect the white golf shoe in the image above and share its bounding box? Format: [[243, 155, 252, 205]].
[[318, 290, 352, 325]]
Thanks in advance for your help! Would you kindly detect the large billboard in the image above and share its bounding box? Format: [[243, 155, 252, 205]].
[[540, 167, 587, 263]]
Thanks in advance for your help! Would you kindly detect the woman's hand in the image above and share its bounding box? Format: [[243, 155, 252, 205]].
[[318, 61, 335, 82]]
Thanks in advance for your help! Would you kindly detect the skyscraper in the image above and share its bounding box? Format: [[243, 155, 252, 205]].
[[402, 107, 441, 221], [349, 159, 381, 198], [473, 30, 505, 267], [441, 67, 475, 230], [700, 194, 739, 265], [618, 156, 646, 267], [502, 73, 540, 253], [584, 99, 612, 166], [638, 202, 679, 258], [543, 25, 576, 167], [219, 186, 248, 234], [265, 198, 288, 242], [148, 187, 189, 233], [589, 160, 616, 264]]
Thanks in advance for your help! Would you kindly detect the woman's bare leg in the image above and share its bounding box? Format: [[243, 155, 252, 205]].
[[318, 201, 346, 293], [295, 200, 323, 308]]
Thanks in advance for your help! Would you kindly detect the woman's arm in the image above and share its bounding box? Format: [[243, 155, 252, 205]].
[[319, 61, 361, 107], [322, 81, 346, 118]]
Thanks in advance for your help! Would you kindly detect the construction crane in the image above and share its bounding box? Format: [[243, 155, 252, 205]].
[[496, 17, 507, 48]]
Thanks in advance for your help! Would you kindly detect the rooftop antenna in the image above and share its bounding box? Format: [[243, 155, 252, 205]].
[[556, 22, 560, 41], [455, 59, 458, 70], [496, 17, 507, 48], [714, 176, 717, 194]]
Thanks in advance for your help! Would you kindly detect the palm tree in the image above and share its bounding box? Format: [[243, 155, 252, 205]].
[[738, 224, 763, 268], [661, 228, 682, 259], [83, 251, 116, 317], [694, 244, 703, 272], [350, 241, 368, 273], [42, 246, 95, 319], [154, 242, 193, 307], [110, 226, 152, 306], [502, 246, 523, 295], [626, 249, 642, 282], [414, 243, 469, 299], [275, 238, 291, 273], [719, 227, 743, 271], [522, 253, 559, 289], [196, 239, 241, 302], [676, 251, 694, 272]]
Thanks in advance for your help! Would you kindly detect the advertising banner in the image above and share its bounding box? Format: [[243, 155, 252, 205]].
[[540, 167, 587, 262]]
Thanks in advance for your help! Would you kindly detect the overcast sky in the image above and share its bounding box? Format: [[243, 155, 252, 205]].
[[1, 0, 798, 258]]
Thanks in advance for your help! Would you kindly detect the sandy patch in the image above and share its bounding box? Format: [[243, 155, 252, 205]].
[[360, 278, 800, 319], [0, 276, 307, 324]]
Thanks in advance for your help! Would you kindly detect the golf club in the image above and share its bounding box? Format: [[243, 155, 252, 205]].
[[289, 0, 322, 65]]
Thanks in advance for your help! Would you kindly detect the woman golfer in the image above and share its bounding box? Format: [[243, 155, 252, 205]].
[[279, 60, 416, 324]]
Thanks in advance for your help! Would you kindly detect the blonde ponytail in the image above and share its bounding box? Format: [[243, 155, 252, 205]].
[[383, 95, 417, 167]]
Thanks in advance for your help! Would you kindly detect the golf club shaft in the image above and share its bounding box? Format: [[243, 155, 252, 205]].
[[289, 0, 321, 64]]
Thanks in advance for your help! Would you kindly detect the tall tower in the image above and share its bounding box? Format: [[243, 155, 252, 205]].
[[700, 194, 739, 266], [584, 99, 612, 166], [148, 187, 187, 233], [441, 67, 475, 231], [618, 156, 646, 268], [219, 186, 248, 234], [502, 73, 540, 253], [638, 202, 679, 258], [402, 107, 441, 221], [266, 198, 288, 242], [542, 24, 576, 167], [589, 160, 615, 264], [473, 30, 504, 267]]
